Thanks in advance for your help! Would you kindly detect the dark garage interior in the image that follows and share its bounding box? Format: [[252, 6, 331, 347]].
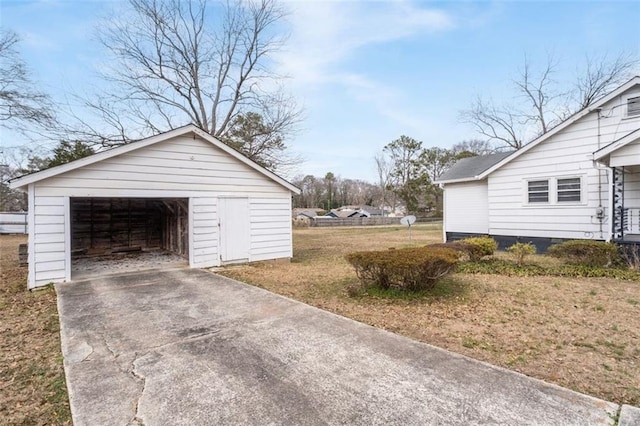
[[70, 197, 189, 259]]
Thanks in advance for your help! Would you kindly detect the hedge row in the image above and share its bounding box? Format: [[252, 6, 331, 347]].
[[547, 240, 620, 267], [345, 238, 637, 295], [458, 258, 640, 280]]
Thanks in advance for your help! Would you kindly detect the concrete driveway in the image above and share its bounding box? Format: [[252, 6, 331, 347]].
[[57, 268, 633, 425]]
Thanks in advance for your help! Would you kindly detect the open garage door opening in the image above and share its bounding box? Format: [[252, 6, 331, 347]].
[[70, 197, 189, 279]]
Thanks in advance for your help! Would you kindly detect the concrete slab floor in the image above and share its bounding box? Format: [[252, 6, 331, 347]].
[[72, 250, 187, 280], [56, 269, 628, 426]]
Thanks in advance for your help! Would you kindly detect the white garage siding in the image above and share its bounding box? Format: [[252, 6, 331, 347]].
[[16, 127, 298, 289], [443, 181, 488, 234], [249, 197, 293, 261], [190, 197, 219, 268], [488, 95, 640, 241], [33, 136, 289, 198], [30, 194, 69, 288]]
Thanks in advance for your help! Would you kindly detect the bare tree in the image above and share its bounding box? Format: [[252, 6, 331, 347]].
[[574, 53, 638, 110], [514, 55, 562, 134], [78, 0, 300, 171], [461, 52, 639, 151], [460, 97, 525, 149], [0, 30, 54, 131]]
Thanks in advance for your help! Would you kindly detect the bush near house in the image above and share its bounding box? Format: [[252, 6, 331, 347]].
[[547, 240, 620, 267], [345, 246, 459, 291], [619, 244, 640, 271], [508, 242, 537, 266], [429, 237, 498, 261], [428, 241, 478, 261], [460, 237, 498, 259]]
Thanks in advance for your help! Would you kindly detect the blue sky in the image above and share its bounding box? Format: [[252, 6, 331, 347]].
[[1, 0, 639, 181]]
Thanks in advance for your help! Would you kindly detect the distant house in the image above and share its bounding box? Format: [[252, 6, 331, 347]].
[[336, 205, 388, 217], [294, 210, 319, 219], [325, 209, 363, 218], [436, 76, 640, 250]]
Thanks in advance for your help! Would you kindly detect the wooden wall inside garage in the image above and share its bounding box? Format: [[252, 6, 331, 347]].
[[162, 199, 189, 257], [71, 198, 188, 257]]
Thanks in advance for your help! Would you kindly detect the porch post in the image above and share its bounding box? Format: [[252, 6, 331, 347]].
[[612, 167, 625, 241]]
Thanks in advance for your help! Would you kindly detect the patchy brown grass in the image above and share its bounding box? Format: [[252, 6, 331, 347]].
[[0, 235, 71, 425], [220, 224, 640, 406]]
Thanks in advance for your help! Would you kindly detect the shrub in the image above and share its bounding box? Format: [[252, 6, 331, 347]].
[[345, 246, 459, 291], [292, 218, 311, 228], [620, 244, 640, 271], [460, 237, 498, 260], [508, 242, 536, 265], [547, 240, 619, 267], [428, 242, 480, 261], [458, 258, 640, 280]]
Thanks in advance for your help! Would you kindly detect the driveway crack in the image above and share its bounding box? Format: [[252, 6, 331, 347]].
[[145, 328, 223, 352], [129, 352, 147, 426], [103, 335, 118, 358]]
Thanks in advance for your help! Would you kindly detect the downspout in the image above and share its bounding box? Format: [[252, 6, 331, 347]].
[[440, 183, 446, 242], [606, 168, 614, 242], [596, 109, 604, 239]]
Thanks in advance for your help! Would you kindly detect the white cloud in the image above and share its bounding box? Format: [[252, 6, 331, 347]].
[[275, 0, 457, 145], [337, 72, 426, 133], [277, 0, 455, 87]]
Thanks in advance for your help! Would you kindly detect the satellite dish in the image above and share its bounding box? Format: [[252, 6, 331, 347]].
[[400, 215, 416, 226], [400, 215, 416, 241]]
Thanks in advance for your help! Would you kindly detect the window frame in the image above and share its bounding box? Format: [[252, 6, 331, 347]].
[[623, 93, 640, 118], [523, 175, 585, 207], [526, 179, 550, 204], [556, 177, 582, 203]]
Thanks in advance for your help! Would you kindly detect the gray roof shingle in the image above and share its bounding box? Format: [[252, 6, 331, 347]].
[[436, 151, 513, 182]]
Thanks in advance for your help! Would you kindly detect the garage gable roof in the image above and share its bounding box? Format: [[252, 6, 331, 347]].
[[438, 75, 640, 184], [9, 124, 301, 194]]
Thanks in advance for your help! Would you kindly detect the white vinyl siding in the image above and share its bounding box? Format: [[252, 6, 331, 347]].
[[486, 95, 638, 239], [34, 136, 289, 198], [31, 195, 68, 288], [624, 171, 640, 210], [610, 140, 640, 167], [443, 181, 488, 234], [190, 197, 219, 268], [249, 197, 293, 261]]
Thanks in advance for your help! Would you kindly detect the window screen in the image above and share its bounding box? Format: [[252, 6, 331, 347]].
[[528, 180, 549, 203], [557, 178, 581, 202], [628, 96, 640, 117]]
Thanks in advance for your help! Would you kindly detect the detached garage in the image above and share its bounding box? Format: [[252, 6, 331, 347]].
[[9, 124, 300, 289]]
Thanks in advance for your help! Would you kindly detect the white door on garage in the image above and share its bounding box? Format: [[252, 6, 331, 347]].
[[219, 197, 250, 263]]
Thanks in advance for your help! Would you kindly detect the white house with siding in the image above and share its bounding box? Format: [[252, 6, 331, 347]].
[[436, 76, 640, 250], [9, 124, 300, 289]]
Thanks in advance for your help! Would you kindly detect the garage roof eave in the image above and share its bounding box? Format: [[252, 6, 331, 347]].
[[8, 124, 301, 195]]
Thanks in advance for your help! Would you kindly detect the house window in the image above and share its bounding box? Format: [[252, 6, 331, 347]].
[[528, 180, 549, 203], [628, 96, 640, 117], [557, 178, 581, 202]]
